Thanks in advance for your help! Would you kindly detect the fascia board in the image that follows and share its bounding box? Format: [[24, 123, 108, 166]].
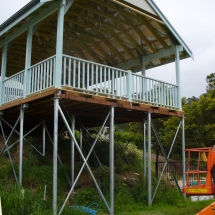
[[0, 1, 45, 37]]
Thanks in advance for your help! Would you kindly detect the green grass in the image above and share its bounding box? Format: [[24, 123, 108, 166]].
[[0, 136, 214, 215]]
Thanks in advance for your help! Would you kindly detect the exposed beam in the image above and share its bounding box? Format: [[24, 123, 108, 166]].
[[116, 47, 175, 70]]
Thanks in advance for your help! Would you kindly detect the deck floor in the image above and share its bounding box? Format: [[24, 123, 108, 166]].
[[0, 89, 183, 133]]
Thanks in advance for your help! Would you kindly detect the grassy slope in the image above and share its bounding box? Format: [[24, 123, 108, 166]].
[[0, 137, 214, 215]]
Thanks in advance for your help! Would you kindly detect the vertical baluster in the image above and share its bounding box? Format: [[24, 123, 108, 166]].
[[108, 68, 111, 95], [53, 57, 56, 86], [30, 68, 33, 93], [18, 74, 20, 97], [31, 66, 36, 93], [124, 72, 126, 98], [46, 60, 49, 88], [82, 62, 85, 90], [40, 64, 43, 91], [100, 66, 102, 93], [170, 85, 172, 108], [73, 59, 76, 88], [111, 69, 114, 96], [158, 82, 160, 105], [68, 58, 71, 87], [115, 70, 118, 97], [43, 61, 47, 89], [35, 66, 38, 92], [149, 79, 151, 103], [50, 58, 53, 87], [155, 81, 158, 105], [91, 64, 94, 91], [119, 71, 122, 97], [135, 76, 138, 100], [63, 57, 66, 85], [104, 67, 107, 94], [95, 65, 98, 93], [87, 63, 89, 90], [78, 60, 80, 88]]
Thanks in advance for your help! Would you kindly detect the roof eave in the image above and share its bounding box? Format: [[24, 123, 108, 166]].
[[147, 0, 194, 60], [0, 0, 43, 36]]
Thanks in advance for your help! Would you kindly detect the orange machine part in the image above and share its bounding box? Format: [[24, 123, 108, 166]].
[[183, 147, 215, 196], [196, 201, 215, 215]]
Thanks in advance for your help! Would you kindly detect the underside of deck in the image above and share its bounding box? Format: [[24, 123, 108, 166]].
[[0, 88, 183, 133]]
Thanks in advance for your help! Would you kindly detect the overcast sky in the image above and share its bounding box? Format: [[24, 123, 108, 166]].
[[0, 0, 215, 98]]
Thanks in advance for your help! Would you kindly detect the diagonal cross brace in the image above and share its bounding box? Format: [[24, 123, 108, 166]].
[[151, 121, 183, 196], [0, 117, 20, 183], [151, 120, 182, 202], [58, 106, 111, 215], [81, 125, 102, 167]]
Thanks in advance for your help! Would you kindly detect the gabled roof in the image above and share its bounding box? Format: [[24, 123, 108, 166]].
[[0, 0, 193, 76]]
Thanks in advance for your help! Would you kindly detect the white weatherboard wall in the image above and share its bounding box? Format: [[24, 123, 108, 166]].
[[123, 0, 157, 15]]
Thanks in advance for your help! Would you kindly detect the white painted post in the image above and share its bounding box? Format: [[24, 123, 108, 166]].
[[126, 70, 132, 101], [55, 0, 66, 88], [175, 45, 183, 110], [0, 44, 8, 106], [142, 57, 146, 101], [23, 26, 33, 98]]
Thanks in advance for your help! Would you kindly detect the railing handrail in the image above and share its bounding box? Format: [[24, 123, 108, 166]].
[[132, 72, 178, 87], [63, 54, 128, 73], [3, 70, 25, 83], [29, 55, 56, 69]]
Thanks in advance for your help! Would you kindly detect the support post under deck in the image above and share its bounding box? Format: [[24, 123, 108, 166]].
[[71, 114, 75, 188], [19, 106, 25, 185], [110, 106, 114, 215], [182, 116, 186, 198], [147, 112, 152, 206], [53, 97, 59, 215], [143, 119, 147, 178]]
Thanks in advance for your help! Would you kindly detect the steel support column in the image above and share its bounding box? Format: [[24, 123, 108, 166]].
[[71, 114, 75, 188], [19, 106, 25, 185], [143, 119, 147, 178], [110, 106, 114, 215], [0, 44, 8, 106], [53, 96, 60, 215], [181, 116, 186, 198], [147, 112, 152, 206]]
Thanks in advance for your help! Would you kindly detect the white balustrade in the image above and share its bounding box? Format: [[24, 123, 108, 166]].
[[28, 56, 56, 94], [1, 54, 179, 109], [3, 71, 24, 103], [132, 73, 178, 108], [62, 54, 128, 99]]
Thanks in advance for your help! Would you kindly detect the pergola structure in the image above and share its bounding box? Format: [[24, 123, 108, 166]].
[[0, 0, 193, 214]]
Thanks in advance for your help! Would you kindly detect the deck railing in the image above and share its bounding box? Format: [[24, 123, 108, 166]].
[[1, 55, 179, 109], [132, 73, 178, 108], [28, 56, 55, 94], [62, 54, 128, 99], [3, 70, 24, 103]]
